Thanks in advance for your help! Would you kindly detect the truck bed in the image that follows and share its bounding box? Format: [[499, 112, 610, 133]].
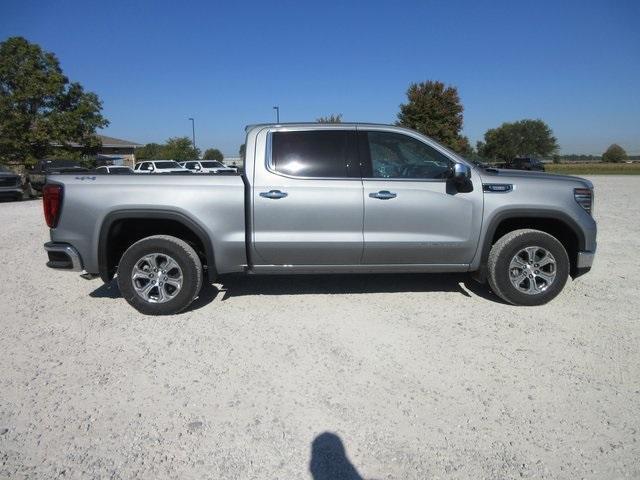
[[48, 173, 247, 276]]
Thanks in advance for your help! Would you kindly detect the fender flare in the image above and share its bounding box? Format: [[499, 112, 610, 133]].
[[98, 209, 216, 283], [479, 208, 586, 265]]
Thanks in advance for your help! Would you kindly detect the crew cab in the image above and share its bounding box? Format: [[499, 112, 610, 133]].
[[179, 160, 237, 174], [42, 123, 597, 315], [133, 160, 187, 173]]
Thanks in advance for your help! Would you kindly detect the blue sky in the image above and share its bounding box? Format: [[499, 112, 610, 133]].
[[2, 0, 639, 155]]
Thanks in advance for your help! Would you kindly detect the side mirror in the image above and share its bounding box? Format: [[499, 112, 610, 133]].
[[195, 165, 201, 170], [451, 163, 471, 183]]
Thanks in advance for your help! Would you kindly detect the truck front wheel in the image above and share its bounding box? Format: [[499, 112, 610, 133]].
[[117, 235, 203, 315], [487, 229, 569, 306]]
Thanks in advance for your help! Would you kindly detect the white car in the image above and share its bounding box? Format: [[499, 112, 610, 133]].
[[133, 160, 187, 174], [96, 165, 133, 174], [180, 160, 237, 174]]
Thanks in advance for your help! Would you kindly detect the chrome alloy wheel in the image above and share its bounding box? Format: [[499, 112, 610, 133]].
[[131, 253, 183, 303], [508, 246, 557, 295]]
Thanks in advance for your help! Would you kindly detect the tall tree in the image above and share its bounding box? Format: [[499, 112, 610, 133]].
[[203, 148, 224, 161], [135, 142, 165, 160], [601, 144, 627, 163], [162, 137, 200, 161], [477, 119, 558, 162], [0, 37, 108, 164], [317, 114, 343, 123], [397, 81, 470, 154]]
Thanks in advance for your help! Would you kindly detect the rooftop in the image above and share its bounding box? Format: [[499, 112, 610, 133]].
[[98, 135, 142, 148]]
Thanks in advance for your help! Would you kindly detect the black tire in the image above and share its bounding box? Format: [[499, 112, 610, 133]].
[[487, 229, 569, 306], [117, 235, 203, 315]]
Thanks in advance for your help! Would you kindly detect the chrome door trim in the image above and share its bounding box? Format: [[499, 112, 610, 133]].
[[249, 263, 470, 274]]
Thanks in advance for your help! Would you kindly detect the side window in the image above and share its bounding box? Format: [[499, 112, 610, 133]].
[[141, 162, 151, 171], [363, 131, 453, 180], [271, 130, 355, 178], [185, 162, 197, 170]]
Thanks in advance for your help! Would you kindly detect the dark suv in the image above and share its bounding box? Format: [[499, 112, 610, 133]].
[[503, 157, 546, 171], [0, 165, 23, 201]]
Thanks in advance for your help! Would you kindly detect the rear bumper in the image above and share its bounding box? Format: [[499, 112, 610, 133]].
[[44, 242, 83, 271], [577, 251, 595, 269], [574, 250, 595, 278]]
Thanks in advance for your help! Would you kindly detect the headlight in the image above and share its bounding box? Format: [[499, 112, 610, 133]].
[[574, 187, 593, 215]]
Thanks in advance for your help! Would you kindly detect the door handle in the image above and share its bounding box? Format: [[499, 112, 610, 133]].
[[260, 189, 288, 199], [369, 190, 397, 200]]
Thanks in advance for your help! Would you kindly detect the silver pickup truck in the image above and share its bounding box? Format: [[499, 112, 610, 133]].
[[43, 123, 597, 315]]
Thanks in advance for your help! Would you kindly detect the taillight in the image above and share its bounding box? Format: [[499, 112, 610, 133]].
[[43, 184, 63, 228], [574, 187, 593, 215]]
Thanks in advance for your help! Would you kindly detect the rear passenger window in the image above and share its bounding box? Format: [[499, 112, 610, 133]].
[[271, 130, 353, 178]]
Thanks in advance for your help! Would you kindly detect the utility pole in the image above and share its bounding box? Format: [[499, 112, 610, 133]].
[[273, 106, 280, 123], [188, 117, 196, 152]]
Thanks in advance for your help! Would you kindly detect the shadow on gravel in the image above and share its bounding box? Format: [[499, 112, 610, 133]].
[[89, 272, 502, 313], [310, 432, 363, 480], [216, 272, 499, 303], [89, 279, 222, 313]]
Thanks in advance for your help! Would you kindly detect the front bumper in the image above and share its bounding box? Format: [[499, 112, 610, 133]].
[[44, 242, 83, 271], [0, 186, 23, 197]]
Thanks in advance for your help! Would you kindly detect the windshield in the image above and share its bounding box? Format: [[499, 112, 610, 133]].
[[201, 161, 225, 168], [154, 161, 181, 169], [0, 165, 13, 173]]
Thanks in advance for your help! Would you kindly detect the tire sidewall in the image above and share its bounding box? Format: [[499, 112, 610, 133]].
[[117, 238, 201, 315], [493, 232, 569, 306]]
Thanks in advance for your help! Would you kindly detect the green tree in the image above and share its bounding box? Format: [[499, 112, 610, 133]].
[[477, 119, 558, 162], [135, 142, 164, 160], [0, 37, 108, 164], [317, 113, 343, 123], [203, 148, 223, 161], [602, 144, 627, 163], [397, 80, 470, 154], [162, 137, 200, 161]]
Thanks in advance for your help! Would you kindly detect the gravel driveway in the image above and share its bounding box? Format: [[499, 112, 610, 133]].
[[1, 176, 639, 479]]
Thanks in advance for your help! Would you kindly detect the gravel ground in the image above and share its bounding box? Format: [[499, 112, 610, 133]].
[[1, 176, 639, 479]]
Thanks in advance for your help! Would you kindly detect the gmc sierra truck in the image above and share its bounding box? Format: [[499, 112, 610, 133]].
[[42, 123, 596, 315]]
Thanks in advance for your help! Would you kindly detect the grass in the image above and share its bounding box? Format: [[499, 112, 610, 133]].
[[545, 162, 640, 175]]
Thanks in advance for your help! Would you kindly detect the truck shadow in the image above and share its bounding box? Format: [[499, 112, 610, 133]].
[[89, 279, 221, 313], [215, 272, 500, 303], [89, 273, 503, 313]]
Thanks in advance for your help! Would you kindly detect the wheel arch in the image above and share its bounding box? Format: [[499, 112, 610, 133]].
[[98, 209, 216, 283], [479, 209, 586, 278]]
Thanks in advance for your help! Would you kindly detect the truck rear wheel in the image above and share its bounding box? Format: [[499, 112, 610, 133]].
[[117, 235, 203, 315], [487, 229, 569, 306]]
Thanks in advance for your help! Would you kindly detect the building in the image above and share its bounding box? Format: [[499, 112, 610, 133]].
[[94, 135, 142, 167]]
